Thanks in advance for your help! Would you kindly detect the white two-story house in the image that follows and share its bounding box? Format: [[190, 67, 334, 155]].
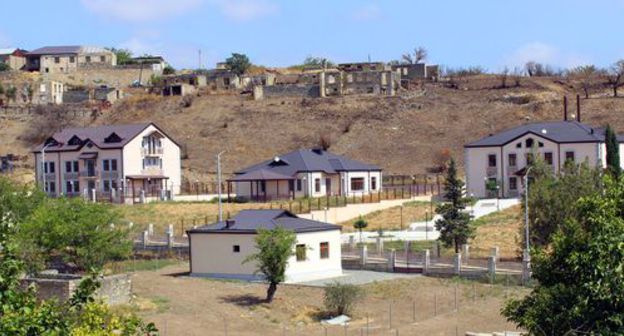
[[464, 120, 624, 199], [229, 148, 382, 201], [33, 122, 181, 202]]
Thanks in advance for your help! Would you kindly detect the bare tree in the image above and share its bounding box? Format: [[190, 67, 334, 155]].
[[401, 46, 428, 64], [499, 67, 509, 88], [511, 67, 523, 87], [569, 65, 600, 99], [607, 60, 624, 97]]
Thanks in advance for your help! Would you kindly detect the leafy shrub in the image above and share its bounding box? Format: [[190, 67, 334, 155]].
[[323, 282, 364, 316]]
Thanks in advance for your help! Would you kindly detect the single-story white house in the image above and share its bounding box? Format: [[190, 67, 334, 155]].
[[464, 119, 624, 199], [187, 209, 343, 283], [229, 148, 382, 201]]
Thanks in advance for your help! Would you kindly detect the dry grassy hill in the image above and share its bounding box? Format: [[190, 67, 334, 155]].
[[3, 75, 624, 182]]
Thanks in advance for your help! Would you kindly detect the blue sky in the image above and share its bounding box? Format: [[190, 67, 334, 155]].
[[1, 0, 623, 70]]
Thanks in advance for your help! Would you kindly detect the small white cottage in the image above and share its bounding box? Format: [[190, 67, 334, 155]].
[[187, 209, 343, 283]]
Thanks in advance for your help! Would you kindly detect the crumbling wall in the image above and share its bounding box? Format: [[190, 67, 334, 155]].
[[45, 66, 156, 88], [256, 84, 320, 100]]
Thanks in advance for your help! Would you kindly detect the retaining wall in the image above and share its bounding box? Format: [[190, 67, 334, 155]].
[[21, 273, 132, 305]]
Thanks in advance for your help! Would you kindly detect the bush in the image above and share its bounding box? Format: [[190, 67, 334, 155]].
[[181, 94, 194, 108], [323, 282, 364, 316]]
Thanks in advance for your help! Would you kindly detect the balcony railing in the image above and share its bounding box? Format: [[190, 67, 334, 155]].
[[64, 172, 79, 180], [101, 171, 120, 179], [486, 166, 498, 177], [142, 147, 164, 156], [80, 170, 99, 178]]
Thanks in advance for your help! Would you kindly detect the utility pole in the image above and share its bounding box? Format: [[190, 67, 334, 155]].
[[217, 151, 226, 222], [523, 166, 533, 284], [198, 49, 202, 69]]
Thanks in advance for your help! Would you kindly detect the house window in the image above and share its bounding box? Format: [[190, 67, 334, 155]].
[[44, 161, 55, 174], [85, 56, 91, 63], [45, 181, 56, 194], [544, 152, 553, 165], [320, 242, 329, 259], [509, 177, 518, 191], [488, 154, 497, 167], [516, 142, 522, 148], [54, 57, 60, 64], [65, 161, 79, 173], [296, 179, 302, 191], [350, 178, 365, 191], [69, 56, 75, 63], [526, 153, 535, 165], [314, 178, 321, 193], [102, 159, 118, 171], [233, 245, 240, 253], [508, 153, 517, 167], [260, 181, 266, 193], [103, 180, 110, 192], [100, 56, 105, 62], [525, 138, 534, 148], [65, 180, 79, 194], [371, 177, 377, 191], [296, 244, 306, 261], [565, 151, 575, 163]]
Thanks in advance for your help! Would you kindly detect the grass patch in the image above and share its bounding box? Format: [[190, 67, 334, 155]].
[[106, 259, 180, 274], [470, 205, 522, 259], [151, 296, 171, 313], [340, 201, 435, 232]]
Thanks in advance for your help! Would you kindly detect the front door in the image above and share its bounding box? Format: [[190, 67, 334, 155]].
[[326, 178, 332, 195], [86, 159, 96, 177], [87, 180, 96, 192]]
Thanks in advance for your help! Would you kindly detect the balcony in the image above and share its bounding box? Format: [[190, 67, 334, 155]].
[[142, 147, 164, 156], [63, 172, 79, 180], [141, 168, 164, 176], [44, 173, 56, 180], [486, 166, 498, 177], [80, 170, 99, 178]]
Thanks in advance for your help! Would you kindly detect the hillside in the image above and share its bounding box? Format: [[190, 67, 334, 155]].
[[3, 75, 624, 182]]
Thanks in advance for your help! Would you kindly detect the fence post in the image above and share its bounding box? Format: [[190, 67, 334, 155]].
[[376, 236, 384, 255], [522, 249, 531, 285], [360, 245, 368, 267], [167, 231, 174, 249], [349, 235, 356, 249], [488, 256, 497, 283], [142, 230, 149, 248], [424, 249, 430, 274], [91, 188, 97, 203], [490, 246, 500, 263], [453, 253, 462, 275], [462, 244, 470, 263], [435, 241, 441, 258], [148, 223, 154, 236], [140, 190, 145, 203], [387, 249, 396, 272]]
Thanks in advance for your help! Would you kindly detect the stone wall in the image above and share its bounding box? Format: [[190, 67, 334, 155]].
[[256, 84, 320, 100], [21, 273, 132, 305], [46, 66, 156, 88]]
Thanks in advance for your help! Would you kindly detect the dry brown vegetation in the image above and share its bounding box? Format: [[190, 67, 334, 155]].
[[339, 200, 432, 232], [3, 75, 624, 183], [470, 205, 523, 259], [131, 263, 527, 336]]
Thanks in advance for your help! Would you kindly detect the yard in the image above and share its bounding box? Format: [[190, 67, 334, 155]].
[[470, 205, 523, 259], [128, 263, 527, 336], [339, 201, 433, 232]]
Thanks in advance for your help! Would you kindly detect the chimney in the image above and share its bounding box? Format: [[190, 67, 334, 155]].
[[576, 94, 581, 122], [563, 96, 568, 121], [225, 219, 235, 229]]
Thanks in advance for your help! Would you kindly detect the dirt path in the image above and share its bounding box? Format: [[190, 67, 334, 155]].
[[131, 264, 526, 335]]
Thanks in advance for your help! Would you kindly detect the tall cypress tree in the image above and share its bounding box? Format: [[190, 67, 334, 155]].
[[605, 124, 621, 178], [434, 159, 474, 253]]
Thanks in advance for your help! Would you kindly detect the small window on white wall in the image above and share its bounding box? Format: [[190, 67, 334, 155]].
[[233, 245, 240, 253]]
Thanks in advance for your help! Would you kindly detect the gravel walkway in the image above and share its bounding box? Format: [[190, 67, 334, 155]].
[[292, 270, 420, 287]]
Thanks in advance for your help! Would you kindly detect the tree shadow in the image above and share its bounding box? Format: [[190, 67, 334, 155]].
[[219, 294, 266, 307]]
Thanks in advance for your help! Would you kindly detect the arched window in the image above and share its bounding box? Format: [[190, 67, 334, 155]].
[[525, 138, 534, 148]]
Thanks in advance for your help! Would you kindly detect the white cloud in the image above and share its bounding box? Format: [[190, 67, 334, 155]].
[[505, 42, 590, 69], [81, 0, 203, 22], [351, 4, 382, 21], [208, 0, 278, 21]]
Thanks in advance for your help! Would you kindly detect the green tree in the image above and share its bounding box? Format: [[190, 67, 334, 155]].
[[353, 216, 368, 243], [0, 62, 10, 72], [5, 86, 16, 102], [303, 56, 334, 68], [244, 227, 296, 302], [108, 47, 133, 65], [434, 158, 474, 253], [524, 160, 602, 248], [17, 197, 132, 274], [503, 176, 624, 335], [225, 53, 251, 76], [605, 124, 621, 178], [162, 65, 176, 75], [324, 282, 364, 316]]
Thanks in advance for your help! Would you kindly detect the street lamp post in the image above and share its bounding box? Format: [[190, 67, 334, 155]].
[[522, 166, 533, 283], [217, 151, 226, 222], [425, 211, 429, 241]]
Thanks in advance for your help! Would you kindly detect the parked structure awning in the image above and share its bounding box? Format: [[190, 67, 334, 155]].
[[78, 152, 98, 159]]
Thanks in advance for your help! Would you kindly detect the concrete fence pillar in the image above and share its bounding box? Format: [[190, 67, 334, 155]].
[[140, 190, 146, 204], [522, 249, 531, 285], [167, 224, 174, 236], [349, 235, 355, 249], [387, 249, 396, 271], [423, 249, 431, 274], [111, 188, 116, 202], [488, 256, 497, 282], [491, 246, 500, 263], [142, 230, 149, 248], [453, 253, 462, 275], [360, 245, 368, 266], [435, 241, 441, 258], [462, 244, 470, 262], [376, 237, 384, 254], [148, 223, 154, 236], [91, 188, 96, 203], [166, 232, 174, 249]]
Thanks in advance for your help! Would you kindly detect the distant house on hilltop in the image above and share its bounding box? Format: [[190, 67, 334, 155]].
[[187, 209, 343, 283], [33, 123, 181, 202], [229, 148, 382, 201], [0, 48, 27, 70], [464, 116, 624, 199], [26, 46, 116, 74]]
